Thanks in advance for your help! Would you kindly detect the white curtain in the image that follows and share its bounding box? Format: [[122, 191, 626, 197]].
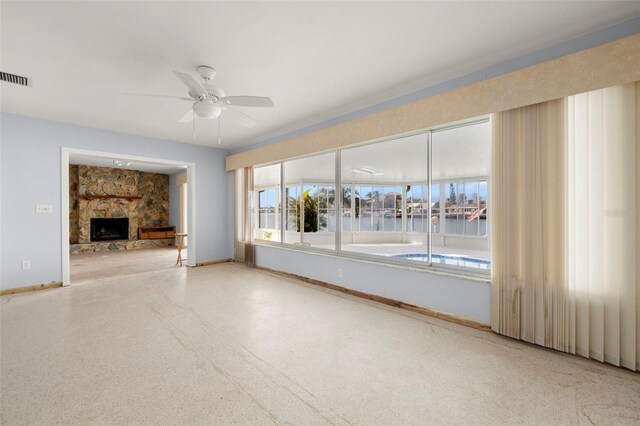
[[492, 83, 640, 371], [243, 166, 255, 267], [567, 82, 639, 371], [491, 99, 569, 350], [233, 169, 245, 262]]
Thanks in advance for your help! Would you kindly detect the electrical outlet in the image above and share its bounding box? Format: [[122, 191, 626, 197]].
[[22, 260, 31, 270], [337, 268, 343, 278], [35, 204, 53, 213]]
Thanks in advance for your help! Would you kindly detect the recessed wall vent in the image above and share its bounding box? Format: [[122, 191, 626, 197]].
[[1, 71, 29, 87]]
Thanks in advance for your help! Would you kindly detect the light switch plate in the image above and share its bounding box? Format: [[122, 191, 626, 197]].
[[35, 204, 53, 213]]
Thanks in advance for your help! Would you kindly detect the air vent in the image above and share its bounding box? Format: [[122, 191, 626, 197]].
[[1, 71, 29, 87]]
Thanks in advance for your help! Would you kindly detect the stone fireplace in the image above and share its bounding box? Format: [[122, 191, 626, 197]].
[[77, 196, 138, 244], [70, 165, 172, 253]]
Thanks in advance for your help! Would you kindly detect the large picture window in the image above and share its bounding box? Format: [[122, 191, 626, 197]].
[[341, 133, 428, 258], [251, 118, 490, 273]]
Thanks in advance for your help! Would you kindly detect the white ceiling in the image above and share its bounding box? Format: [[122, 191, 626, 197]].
[[1, 2, 638, 150], [254, 119, 490, 186], [69, 153, 185, 175]]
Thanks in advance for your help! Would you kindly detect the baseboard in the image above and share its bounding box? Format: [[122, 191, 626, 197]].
[[0, 281, 63, 296], [255, 266, 491, 332], [195, 258, 233, 267]]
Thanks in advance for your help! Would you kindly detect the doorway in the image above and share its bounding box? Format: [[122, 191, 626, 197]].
[[61, 148, 196, 286]]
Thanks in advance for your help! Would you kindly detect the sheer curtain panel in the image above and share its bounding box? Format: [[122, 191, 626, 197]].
[[567, 82, 639, 370], [490, 99, 569, 350]]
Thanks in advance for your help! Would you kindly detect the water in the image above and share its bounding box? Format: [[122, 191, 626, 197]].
[[393, 253, 490, 270]]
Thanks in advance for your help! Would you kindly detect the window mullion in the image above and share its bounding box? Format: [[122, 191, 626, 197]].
[[427, 131, 433, 266], [335, 150, 341, 253]]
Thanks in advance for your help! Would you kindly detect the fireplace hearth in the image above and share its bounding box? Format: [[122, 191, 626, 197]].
[[90, 218, 129, 242]]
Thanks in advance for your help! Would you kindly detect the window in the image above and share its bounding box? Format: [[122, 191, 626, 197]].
[[341, 133, 428, 259], [253, 163, 281, 242], [251, 117, 491, 272], [258, 188, 278, 229], [441, 180, 487, 236], [282, 152, 336, 249], [341, 185, 354, 232], [285, 185, 299, 232], [432, 121, 490, 268]]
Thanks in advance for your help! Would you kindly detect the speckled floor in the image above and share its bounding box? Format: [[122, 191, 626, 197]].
[[1, 262, 639, 424], [70, 247, 187, 284]]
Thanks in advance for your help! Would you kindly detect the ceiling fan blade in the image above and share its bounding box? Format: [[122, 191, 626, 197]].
[[123, 93, 193, 101], [222, 105, 258, 128], [220, 96, 274, 107], [178, 108, 194, 123], [173, 70, 207, 97]]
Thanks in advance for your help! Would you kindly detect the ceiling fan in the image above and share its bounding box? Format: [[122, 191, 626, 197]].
[[128, 65, 274, 143]]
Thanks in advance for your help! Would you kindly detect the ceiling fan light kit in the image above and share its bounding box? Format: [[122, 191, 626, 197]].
[[127, 65, 274, 143], [193, 101, 221, 119]]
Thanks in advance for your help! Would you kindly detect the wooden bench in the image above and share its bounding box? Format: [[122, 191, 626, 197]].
[[138, 226, 176, 240]]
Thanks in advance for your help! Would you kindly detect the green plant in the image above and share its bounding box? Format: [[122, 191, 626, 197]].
[[288, 189, 319, 232], [263, 231, 272, 240]]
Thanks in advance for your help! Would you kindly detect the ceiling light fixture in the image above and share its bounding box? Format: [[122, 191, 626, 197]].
[[350, 167, 385, 176], [193, 100, 222, 119], [113, 160, 131, 167]]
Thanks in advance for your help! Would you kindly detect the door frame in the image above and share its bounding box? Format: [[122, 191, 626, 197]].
[[61, 147, 197, 286]]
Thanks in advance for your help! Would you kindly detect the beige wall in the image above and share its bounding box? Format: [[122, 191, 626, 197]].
[[226, 33, 640, 171]]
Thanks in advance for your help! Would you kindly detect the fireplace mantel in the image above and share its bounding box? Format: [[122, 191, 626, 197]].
[[79, 194, 142, 201]]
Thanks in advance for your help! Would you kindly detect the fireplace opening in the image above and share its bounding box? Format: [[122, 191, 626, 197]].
[[90, 218, 129, 242]]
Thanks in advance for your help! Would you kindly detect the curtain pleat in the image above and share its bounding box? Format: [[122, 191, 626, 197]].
[[491, 99, 568, 350], [567, 83, 638, 370], [493, 82, 639, 371]]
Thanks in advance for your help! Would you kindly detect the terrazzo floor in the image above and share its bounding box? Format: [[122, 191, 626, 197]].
[[1, 262, 639, 424], [70, 246, 187, 283]]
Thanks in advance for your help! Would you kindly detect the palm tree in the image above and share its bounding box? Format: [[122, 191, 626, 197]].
[[288, 189, 319, 232], [341, 186, 360, 218]]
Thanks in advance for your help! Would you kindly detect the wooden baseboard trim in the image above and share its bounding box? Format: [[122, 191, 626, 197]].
[[255, 266, 491, 332], [0, 281, 63, 296], [195, 258, 233, 267]]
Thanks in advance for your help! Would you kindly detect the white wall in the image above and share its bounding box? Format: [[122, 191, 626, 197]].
[[168, 172, 181, 231], [255, 245, 491, 323], [0, 113, 231, 289]]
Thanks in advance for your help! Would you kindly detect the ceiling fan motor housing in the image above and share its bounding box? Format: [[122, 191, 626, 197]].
[[196, 65, 216, 80]]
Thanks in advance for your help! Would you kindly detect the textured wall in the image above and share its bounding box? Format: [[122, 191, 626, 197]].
[[138, 171, 169, 228], [69, 165, 170, 243]]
